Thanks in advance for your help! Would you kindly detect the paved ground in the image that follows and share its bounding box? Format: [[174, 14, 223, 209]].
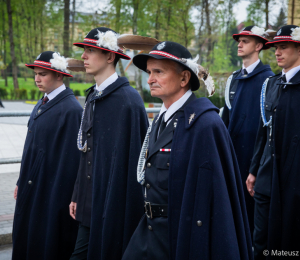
[[0, 102, 35, 259]]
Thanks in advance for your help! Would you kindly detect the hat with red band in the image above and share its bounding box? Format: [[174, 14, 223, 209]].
[[232, 25, 272, 50], [25, 51, 73, 77], [133, 41, 215, 95], [73, 27, 130, 60], [266, 25, 300, 47]]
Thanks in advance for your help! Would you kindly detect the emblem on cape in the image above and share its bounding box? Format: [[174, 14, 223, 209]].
[[189, 113, 196, 124], [36, 53, 41, 60], [277, 29, 282, 36], [242, 74, 248, 78], [95, 90, 103, 97], [37, 109, 41, 114], [157, 42, 166, 50]]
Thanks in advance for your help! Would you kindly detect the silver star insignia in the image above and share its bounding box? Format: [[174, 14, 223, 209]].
[[174, 119, 178, 128], [96, 91, 102, 97], [189, 113, 196, 124], [38, 109, 41, 114]]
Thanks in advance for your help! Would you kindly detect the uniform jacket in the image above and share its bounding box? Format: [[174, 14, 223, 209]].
[[122, 94, 197, 260], [222, 62, 274, 233], [71, 90, 96, 227], [82, 77, 149, 260], [267, 70, 300, 256], [12, 88, 82, 260], [249, 74, 281, 196], [170, 98, 253, 260]]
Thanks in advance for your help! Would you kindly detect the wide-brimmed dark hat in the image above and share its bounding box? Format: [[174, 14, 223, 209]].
[[133, 41, 211, 92], [232, 25, 272, 50], [73, 27, 130, 60], [25, 51, 73, 77], [266, 25, 300, 47]]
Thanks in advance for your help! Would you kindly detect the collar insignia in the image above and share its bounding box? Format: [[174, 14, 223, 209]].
[[37, 109, 41, 114], [96, 91, 103, 97], [242, 74, 248, 78], [174, 119, 178, 128], [189, 113, 196, 124]]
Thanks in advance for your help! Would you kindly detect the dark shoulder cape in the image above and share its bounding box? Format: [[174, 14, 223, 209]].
[[12, 88, 83, 260], [268, 70, 300, 255], [87, 77, 149, 259], [222, 62, 274, 233], [169, 98, 253, 260]]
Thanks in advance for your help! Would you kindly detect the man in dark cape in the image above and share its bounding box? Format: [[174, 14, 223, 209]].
[[70, 27, 149, 259], [12, 51, 82, 260], [248, 25, 300, 259], [222, 26, 274, 235], [122, 41, 253, 260]]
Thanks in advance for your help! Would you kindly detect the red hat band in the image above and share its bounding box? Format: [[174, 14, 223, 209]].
[[149, 50, 180, 60], [83, 38, 124, 53], [34, 60, 51, 67]]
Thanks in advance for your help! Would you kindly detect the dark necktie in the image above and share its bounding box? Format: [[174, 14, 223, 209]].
[[281, 74, 287, 83], [42, 96, 49, 105], [158, 112, 167, 136], [243, 69, 248, 75]]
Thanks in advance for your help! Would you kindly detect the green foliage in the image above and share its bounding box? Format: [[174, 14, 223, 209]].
[[73, 89, 81, 96], [30, 89, 37, 100], [0, 88, 8, 99], [142, 89, 162, 103]]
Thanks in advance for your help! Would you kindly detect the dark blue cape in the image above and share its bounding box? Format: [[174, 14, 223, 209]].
[[86, 77, 149, 259], [169, 98, 253, 260], [268, 70, 300, 256], [223, 63, 274, 233], [12, 88, 83, 260]]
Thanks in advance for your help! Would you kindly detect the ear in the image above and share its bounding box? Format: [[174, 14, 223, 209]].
[[56, 72, 64, 81], [107, 52, 116, 64], [256, 42, 263, 52], [180, 70, 191, 88]]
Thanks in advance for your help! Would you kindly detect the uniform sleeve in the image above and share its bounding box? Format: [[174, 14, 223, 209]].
[[249, 118, 267, 176]]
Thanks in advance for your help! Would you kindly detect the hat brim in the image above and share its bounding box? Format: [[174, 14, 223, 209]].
[[265, 39, 300, 47], [133, 53, 200, 91], [232, 33, 271, 50], [25, 64, 73, 77], [73, 42, 131, 60]]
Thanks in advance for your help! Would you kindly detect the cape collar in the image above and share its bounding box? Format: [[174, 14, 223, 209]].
[[235, 61, 271, 80], [184, 97, 219, 129], [277, 68, 300, 86], [34, 88, 74, 119], [89, 76, 129, 102]]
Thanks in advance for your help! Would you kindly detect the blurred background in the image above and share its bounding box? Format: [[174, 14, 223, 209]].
[[0, 0, 298, 108]]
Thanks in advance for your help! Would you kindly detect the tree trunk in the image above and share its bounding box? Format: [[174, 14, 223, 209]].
[[6, 0, 19, 89], [71, 0, 75, 46], [165, 0, 172, 40], [132, 0, 144, 100], [155, 1, 161, 40], [2, 2, 7, 86], [64, 0, 70, 87], [204, 0, 212, 67], [265, 0, 269, 28], [115, 0, 125, 77]]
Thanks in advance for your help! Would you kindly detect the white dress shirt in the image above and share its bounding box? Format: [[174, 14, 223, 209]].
[[158, 89, 193, 126], [242, 59, 260, 74], [95, 72, 118, 92], [44, 84, 66, 101], [282, 65, 300, 83]]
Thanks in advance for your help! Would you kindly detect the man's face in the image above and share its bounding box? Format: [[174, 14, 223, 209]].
[[237, 36, 261, 58], [34, 67, 60, 94], [274, 42, 300, 71], [81, 46, 110, 75], [146, 58, 187, 103]]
